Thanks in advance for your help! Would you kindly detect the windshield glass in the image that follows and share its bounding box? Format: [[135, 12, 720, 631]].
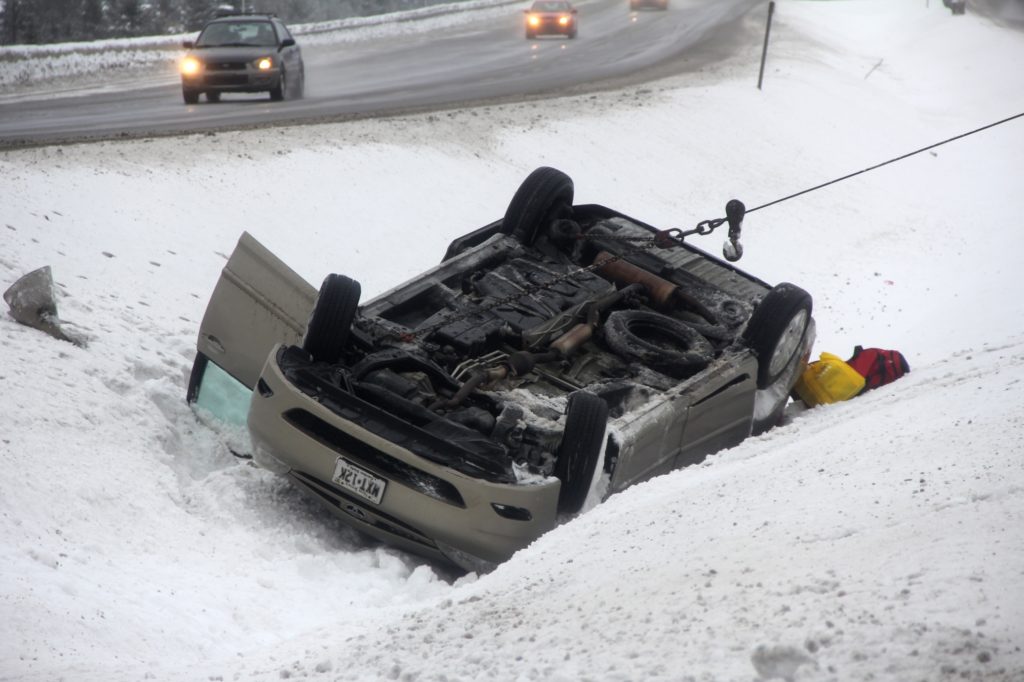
[[196, 21, 277, 47], [531, 1, 571, 11]]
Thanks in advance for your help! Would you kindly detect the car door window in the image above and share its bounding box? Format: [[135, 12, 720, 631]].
[[190, 353, 252, 427]]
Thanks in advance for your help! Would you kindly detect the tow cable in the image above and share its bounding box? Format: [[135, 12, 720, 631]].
[[394, 112, 1023, 343]]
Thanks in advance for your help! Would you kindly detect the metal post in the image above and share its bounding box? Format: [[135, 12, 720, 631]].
[[757, 1, 775, 90]]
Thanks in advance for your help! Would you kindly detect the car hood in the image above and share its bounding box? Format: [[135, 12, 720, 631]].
[[188, 46, 278, 62]]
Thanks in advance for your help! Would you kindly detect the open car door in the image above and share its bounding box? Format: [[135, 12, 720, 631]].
[[187, 231, 317, 426]]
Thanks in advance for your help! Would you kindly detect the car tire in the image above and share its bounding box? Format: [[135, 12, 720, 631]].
[[742, 282, 813, 389], [206, 91, 221, 103], [294, 67, 305, 99], [525, 29, 536, 39], [603, 310, 715, 378], [270, 69, 286, 102], [502, 166, 575, 246], [555, 391, 608, 514], [302, 274, 361, 364], [568, 29, 577, 39], [182, 88, 199, 104]]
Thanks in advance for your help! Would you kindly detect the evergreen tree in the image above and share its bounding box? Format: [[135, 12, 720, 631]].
[[155, 0, 179, 33], [182, 0, 215, 31], [114, 0, 143, 36], [81, 0, 106, 40], [1, 0, 40, 44], [0, 0, 19, 44]]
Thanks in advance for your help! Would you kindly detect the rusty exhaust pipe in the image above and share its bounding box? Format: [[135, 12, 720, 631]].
[[593, 251, 678, 308]]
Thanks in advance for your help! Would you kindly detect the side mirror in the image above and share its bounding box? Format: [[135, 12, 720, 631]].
[[281, 38, 296, 48], [182, 40, 194, 49]]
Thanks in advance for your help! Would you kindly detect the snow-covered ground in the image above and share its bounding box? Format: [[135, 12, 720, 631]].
[[2, 1, 1023, 680]]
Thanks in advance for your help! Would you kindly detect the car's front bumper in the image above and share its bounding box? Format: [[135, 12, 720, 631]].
[[527, 18, 576, 35], [181, 68, 281, 93], [247, 344, 561, 571]]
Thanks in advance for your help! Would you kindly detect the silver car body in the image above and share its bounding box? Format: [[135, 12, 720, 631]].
[[189, 170, 813, 571]]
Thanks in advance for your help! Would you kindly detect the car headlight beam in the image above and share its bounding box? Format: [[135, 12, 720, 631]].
[[180, 57, 201, 75], [256, 57, 273, 71], [527, 15, 540, 27]]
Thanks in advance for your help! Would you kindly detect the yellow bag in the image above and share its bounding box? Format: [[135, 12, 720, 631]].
[[793, 352, 866, 407]]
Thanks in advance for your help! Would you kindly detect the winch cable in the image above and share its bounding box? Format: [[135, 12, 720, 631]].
[[389, 113, 1023, 344], [739, 111, 1024, 219]]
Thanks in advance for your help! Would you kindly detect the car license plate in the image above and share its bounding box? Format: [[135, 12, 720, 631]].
[[331, 457, 386, 505]]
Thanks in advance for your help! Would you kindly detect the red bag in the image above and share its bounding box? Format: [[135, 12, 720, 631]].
[[846, 346, 909, 392]]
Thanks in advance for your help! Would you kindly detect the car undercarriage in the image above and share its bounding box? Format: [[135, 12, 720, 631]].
[[192, 167, 814, 570]]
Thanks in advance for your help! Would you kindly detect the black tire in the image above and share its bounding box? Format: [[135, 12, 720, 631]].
[[206, 91, 221, 103], [183, 88, 199, 104], [555, 391, 608, 514], [270, 70, 286, 101], [603, 310, 715, 378], [302, 274, 361, 364], [502, 167, 574, 246], [525, 30, 536, 39], [742, 282, 813, 389]]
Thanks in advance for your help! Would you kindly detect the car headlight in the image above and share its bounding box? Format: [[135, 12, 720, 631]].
[[559, 15, 570, 25], [255, 57, 274, 70], [180, 57, 201, 75], [527, 15, 540, 27]]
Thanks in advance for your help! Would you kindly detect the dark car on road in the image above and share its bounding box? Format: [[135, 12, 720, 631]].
[[524, 0, 579, 39], [188, 167, 815, 572], [942, 0, 966, 14], [180, 13, 304, 104]]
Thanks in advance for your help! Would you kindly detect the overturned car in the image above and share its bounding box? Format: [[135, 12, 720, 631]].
[[188, 167, 814, 571]]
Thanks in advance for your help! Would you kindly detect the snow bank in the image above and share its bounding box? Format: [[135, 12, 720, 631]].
[[1, 1, 1022, 680]]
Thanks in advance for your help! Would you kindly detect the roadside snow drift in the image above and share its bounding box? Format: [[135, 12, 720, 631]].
[[1, 1, 1023, 681]]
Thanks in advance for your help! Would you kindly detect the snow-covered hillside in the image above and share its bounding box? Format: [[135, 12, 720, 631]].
[[1, 1, 1022, 680]]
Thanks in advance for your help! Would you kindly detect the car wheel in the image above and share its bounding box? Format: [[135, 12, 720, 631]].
[[502, 166, 575, 246], [294, 67, 305, 99], [568, 29, 577, 39], [270, 69, 286, 102], [206, 91, 221, 103], [182, 88, 199, 105], [525, 30, 536, 39], [603, 310, 715, 378], [742, 282, 812, 389], [302, 274, 361, 364], [555, 391, 608, 514]]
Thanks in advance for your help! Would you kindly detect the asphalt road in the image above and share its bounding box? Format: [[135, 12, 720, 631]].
[[0, 0, 760, 147]]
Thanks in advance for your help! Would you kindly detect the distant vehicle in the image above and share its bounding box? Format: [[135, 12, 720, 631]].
[[524, 0, 578, 39], [179, 13, 304, 104], [188, 167, 815, 572], [944, 0, 966, 15], [630, 0, 668, 9]]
